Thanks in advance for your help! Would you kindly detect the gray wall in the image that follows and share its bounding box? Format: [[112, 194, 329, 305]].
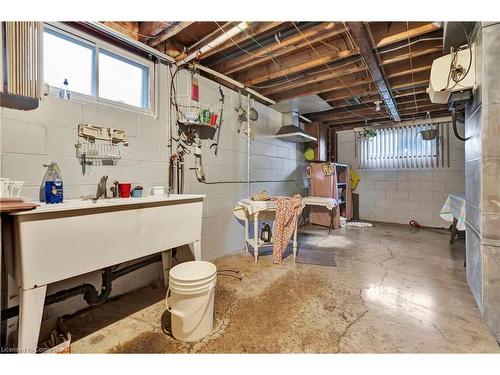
[[336, 129, 465, 228], [465, 22, 500, 342], [0, 30, 302, 326]]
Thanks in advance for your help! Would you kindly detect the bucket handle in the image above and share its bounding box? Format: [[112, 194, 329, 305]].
[[166, 281, 216, 319]]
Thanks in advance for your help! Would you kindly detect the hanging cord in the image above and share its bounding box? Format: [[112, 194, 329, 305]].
[[451, 107, 470, 141]]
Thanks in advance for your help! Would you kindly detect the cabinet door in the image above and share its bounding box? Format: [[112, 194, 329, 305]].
[[310, 163, 334, 226]]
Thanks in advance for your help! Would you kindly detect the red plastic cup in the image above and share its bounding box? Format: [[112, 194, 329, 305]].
[[209, 113, 218, 126], [118, 183, 132, 198]]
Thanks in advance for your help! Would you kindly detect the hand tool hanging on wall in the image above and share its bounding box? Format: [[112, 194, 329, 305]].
[[210, 86, 225, 155], [192, 144, 206, 182]]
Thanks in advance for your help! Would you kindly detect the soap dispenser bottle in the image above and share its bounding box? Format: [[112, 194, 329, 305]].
[[40, 162, 64, 203]]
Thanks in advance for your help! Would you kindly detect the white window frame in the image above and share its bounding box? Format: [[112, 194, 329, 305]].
[[43, 22, 157, 116]]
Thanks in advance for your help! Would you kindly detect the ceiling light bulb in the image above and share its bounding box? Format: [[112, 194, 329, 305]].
[[374, 101, 382, 112]]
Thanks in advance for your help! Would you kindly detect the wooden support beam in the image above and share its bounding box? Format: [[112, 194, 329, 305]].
[[269, 71, 372, 102], [322, 83, 379, 102], [175, 22, 233, 61], [379, 39, 442, 65], [102, 22, 139, 40], [213, 23, 346, 75], [327, 109, 451, 130], [147, 22, 194, 47], [260, 60, 367, 96], [138, 22, 173, 41], [390, 78, 429, 91], [324, 106, 449, 127], [234, 41, 356, 86], [393, 88, 427, 98], [346, 22, 401, 122], [372, 22, 442, 48], [199, 22, 285, 60], [383, 52, 439, 78]]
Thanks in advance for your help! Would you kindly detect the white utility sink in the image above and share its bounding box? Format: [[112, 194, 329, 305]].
[[5, 193, 206, 352]]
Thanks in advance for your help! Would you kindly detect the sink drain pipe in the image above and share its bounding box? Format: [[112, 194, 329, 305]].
[[1, 254, 162, 321]]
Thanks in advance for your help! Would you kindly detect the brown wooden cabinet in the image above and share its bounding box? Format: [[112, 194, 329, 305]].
[[309, 162, 353, 228]]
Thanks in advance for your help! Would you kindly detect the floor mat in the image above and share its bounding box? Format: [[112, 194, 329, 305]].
[[295, 247, 336, 267]]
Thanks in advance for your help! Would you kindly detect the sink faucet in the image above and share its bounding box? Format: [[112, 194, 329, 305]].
[[96, 175, 108, 199]]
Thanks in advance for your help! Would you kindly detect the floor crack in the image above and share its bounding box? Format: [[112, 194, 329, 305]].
[[335, 288, 369, 353], [378, 244, 395, 287]]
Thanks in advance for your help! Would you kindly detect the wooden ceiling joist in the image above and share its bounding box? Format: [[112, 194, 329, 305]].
[[324, 106, 449, 127], [147, 22, 194, 47], [380, 40, 442, 65], [213, 23, 346, 75], [100, 21, 444, 129], [347, 22, 400, 122], [372, 22, 442, 48], [260, 61, 367, 96], [199, 22, 285, 60], [269, 72, 372, 102], [232, 35, 356, 86], [321, 83, 379, 102]]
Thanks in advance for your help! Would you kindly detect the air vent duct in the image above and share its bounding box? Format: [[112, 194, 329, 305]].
[[275, 111, 317, 143]]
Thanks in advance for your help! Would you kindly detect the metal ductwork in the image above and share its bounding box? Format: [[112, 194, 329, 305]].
[[274, 111, 317, 143]]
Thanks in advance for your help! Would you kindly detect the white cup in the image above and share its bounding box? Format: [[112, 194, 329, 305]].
[[10, 181, 26, 197], [151, 186, 165, 196], [0, 178, 11, 198]]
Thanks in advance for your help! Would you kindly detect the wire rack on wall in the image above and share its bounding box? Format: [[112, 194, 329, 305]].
[[75, 123, 128, 167], [175, 95, 222, 127]]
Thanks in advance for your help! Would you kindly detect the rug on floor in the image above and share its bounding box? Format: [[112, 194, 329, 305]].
[[294, 247, 336, 267]]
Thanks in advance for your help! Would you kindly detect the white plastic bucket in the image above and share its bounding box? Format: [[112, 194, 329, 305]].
[[166, 261, 217, 342], [340, 216, 347, 228]]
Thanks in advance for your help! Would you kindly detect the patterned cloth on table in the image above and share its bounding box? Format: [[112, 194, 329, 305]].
[[272, 194, 304, 264]]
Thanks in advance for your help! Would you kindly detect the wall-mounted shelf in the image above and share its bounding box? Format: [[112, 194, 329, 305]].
[[75, 124, 128, 171]]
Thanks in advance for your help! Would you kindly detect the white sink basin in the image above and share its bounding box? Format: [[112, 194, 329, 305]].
[[21, 194, 204, 215]]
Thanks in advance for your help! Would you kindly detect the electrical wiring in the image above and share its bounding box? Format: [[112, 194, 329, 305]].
[[215, 21, 295, 85], [442, 23, 473, 91], [377, 37, 443, 55], [452, 24, 473, 84], [292, 21, 388, 120], [248, 58, 365, 89]]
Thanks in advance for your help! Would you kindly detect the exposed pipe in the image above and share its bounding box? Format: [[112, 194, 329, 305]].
[[179, 22, 250, 65], [1, 255, 162, 321]]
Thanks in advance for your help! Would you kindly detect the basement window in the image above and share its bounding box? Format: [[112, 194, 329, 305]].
[[43, 23, 154, 112], [355, 121, 451, 169]]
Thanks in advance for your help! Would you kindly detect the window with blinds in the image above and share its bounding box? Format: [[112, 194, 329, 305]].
[[355, 122, 451, 169]]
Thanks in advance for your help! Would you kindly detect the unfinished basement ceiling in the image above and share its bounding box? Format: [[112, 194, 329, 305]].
[[102, 21, 449, 129]]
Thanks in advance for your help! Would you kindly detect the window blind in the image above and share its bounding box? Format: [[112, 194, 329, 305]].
[[355, 122, 451, 169], [3, 22, 43, 98]]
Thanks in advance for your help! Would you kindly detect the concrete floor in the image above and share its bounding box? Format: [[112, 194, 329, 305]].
[[65, 222, 500, 353]]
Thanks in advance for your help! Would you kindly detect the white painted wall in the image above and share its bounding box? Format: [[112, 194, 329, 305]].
[[336, 128, 465, 227], [0, 63, 302, 320]]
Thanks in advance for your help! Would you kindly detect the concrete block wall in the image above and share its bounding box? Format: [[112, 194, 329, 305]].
[[337, 127, 465, 228], [0, 61, 301, 319], [176, 72, 303, 261]]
